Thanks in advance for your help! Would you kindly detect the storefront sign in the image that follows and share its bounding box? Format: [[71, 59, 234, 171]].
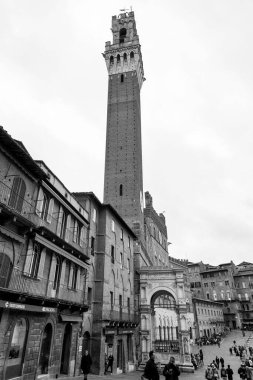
[[0, 300, 57, 313], [118, 329, 134, 334], [105, 329, 116, 335]]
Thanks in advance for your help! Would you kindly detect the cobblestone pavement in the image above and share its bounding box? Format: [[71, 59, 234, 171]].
[[59, 330, 253, 380]]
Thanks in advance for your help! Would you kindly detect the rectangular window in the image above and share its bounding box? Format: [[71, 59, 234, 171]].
[[127, 297, 130, 316], [127, 258, 130, 273], [206, 293, 210, 299], [72, 265, 78, 289], [128, 236, 130, 248], [111, 245, 115, 263], [121, 228, 123, 240], [111, 219, 115, 232], [120, 252, 123, 268], [91, 237, 95, 256], [204, 283, 208, 287]]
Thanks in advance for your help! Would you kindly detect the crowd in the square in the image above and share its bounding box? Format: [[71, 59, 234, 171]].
[[204, 340, 253, 380]]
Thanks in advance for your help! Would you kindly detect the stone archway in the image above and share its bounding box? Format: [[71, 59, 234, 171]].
[[150, 290, 179, 354]]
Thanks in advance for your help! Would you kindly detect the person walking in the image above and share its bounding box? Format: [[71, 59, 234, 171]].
[[226, 365, 233, 380], [143, 351, 159, 380], [205, 365, 213, 380], [220, 365, 227, 379], [163, 356, 180, 380], [238, 363, 247, 379], [105, 354, 114, 374], [216, 356, 220, 369], [81, 350, 93, 380], [220, 357, 225, 368], [246, 365, 252, 380]]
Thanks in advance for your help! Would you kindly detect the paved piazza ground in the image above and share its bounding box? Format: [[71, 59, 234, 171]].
[[60, 330, 253, 380]]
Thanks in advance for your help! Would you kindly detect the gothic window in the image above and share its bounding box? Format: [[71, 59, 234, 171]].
[[117, 54, 120, 63], [8, 176, 26, 213], [110, 56, 114, 65], [119, 184, 123, 195], [123, 52, 127, 61], [119, 28, 127, 43], [130, 51, 134, 59], [151, 291, 176, 310]]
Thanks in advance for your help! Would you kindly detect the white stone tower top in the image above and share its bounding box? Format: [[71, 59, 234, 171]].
[[104, 11, 145, 89]]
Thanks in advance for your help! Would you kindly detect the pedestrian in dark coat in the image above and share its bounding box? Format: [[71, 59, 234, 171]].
[[143, 351, 159, 380], [216, 356, 220, 369], [220, 357, 224, 367], [105, 354, 114, 374], [81, 350, 92, 380], [163, 356, 180, 380], [238, 363, 247, 379], [226, 365, 233, 380]]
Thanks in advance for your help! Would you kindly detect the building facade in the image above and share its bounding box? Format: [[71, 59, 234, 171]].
[[0, 127, 90, 380], [233, 262, 253, 330], [192, 298, 225, 339], [73, 192, 138, 375]]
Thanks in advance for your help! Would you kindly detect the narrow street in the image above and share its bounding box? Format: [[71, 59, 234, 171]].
[[60, 329, 252, 380]]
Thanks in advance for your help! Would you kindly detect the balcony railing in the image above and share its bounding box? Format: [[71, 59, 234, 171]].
[[154, 340, 179, 353], [4, 267, 86, 306]]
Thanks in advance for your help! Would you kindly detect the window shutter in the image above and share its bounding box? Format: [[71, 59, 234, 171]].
[[46, 198, 54, 223], [76, 267, 81, 290], [73, 220, 77, 243], [65, 214, 71, 242], [36, 188, 44, 216], [23, 240, 34, 275], [56, 206, 63, 236], [37, 248, 46, 279], [80, 226, 85, 247]]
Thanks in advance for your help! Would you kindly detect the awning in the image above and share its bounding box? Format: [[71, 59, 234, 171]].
[[60, 314, 82, 323]]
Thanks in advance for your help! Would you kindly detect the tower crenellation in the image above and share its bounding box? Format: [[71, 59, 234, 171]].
[[104, 12, 145, 89]]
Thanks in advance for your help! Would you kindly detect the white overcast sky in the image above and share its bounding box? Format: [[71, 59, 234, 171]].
[[1, 0, 253, 266]]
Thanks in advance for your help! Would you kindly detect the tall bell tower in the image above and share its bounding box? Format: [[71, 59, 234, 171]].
[[103, 11, 145, 241]]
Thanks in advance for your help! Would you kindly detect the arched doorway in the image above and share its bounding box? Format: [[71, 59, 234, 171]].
[[38, 323, 52, 374], [5, 318, 28, 380], [60, 323, 72, 374]]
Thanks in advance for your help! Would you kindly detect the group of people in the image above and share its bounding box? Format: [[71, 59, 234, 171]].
[[191, 349, 204, 370], [205, 362, 233, 380], [142, 351, 180, 380]]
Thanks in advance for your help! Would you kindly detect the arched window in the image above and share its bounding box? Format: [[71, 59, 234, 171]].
[[110, 56, 114, 65], [123, 52, 127, 61], [8, 176, 26, 213], [130, 51, 134, 59], [119, 28, 127, 43], [117, 54, 120, 63], [119, 184, 123, 195], [121, 74, 124, 83]]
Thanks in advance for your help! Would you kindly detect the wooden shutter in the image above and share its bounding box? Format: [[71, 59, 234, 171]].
[[36, 188, 44, 216], [46, 198, 54, 223]]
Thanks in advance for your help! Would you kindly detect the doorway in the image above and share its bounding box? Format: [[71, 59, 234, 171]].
[[60, 323, 72, 374], [5, 318, 28, 380], [38, 323, 52, 374]]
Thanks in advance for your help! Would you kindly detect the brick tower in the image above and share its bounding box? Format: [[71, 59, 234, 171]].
[[103, 11, 145, 242]]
